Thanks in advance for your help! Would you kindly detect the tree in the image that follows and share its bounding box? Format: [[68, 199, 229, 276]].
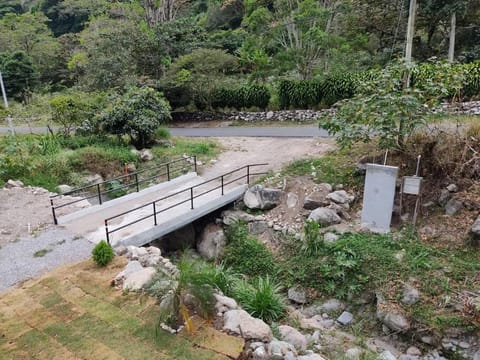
[[163, 48, 240, 109], [49, 93, 91, 136], [140, 0, 188, 27], [0, 12, 60, 82], [100, 87, 171, 148], [320, 61, 464, 150], [0, 51, 38, 102]]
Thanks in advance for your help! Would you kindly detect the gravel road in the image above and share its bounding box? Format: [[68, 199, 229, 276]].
[[0, 227, 93, 292]]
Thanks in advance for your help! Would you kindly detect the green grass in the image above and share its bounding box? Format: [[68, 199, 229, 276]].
[[0, 258, 231, 360], [281, 148, 362, 189], [33, 249, 51, 258], [223, 222, 278, 278], [0, 133, 220, 191]]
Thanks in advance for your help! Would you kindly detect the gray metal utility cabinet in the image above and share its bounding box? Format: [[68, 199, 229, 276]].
[[361, 163, 399, 233]]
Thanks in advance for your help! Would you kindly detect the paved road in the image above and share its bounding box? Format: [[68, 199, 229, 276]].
[[0, 126, 330, 137]]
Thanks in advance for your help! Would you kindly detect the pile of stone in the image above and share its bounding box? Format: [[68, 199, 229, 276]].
[[113, 245, 177, 291]]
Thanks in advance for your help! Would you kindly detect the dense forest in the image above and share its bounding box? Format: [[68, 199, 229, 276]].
[[0, 0, 479, 113]]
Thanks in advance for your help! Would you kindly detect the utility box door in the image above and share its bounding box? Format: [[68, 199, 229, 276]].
[[361, 163, 399, 233]]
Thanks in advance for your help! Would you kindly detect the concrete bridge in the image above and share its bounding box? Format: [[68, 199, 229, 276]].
[[51, 160, 266, 247]]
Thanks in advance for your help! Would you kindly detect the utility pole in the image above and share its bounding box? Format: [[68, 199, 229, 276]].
[[405, 0, 417, 73], [448, 12, 456, 63], [0, 71, 15, 136]]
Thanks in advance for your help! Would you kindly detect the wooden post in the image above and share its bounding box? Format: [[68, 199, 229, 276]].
[[448, 12, 456, 63]]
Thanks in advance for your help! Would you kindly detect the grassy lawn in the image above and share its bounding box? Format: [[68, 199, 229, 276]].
[[0, 257, 240, 360]]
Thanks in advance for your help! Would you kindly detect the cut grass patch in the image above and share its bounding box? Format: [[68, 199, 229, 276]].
[[0, 257, 231, 359]]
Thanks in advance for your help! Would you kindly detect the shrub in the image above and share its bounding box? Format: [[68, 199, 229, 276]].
[[92, 240, 114, 266], [100, 86, 171, 148], [302, 220, 322, 256], [155, 127, 171, 140], [233, 276, 285, 322], [223, 222, 277, 277]]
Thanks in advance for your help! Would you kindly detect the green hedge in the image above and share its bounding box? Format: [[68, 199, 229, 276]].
[[211, 84, 270, 109]]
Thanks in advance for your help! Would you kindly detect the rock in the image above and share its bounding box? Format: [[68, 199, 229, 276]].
[[140, 149, 154, 162], [123, 267, 156, 291], [302, 299, 345, 317], [308, 207, 341, 226], [379, 351, 397, 360], [324, 232, 339, 243], [345, 348, 362, 360], [301, 315, 334, 330], [406, 346, 421, 356], [197, 224, 226, 261], [115, 245, 128, 256], [326, 190, 354, 204], [337, 311, 353, 326], [127, 246, 148, 260], [82, 173, 103, 186], [266, 111, 274, 119], [378, 310, 411, 332], [56, 184, 72, 194], [304, 191, 330, 210], [222, 210, 259, 225], [253, 345, 269, 360], [471, 215, 480, 240], [401, 284, 420, 305], [297, 354, 326, 360], [223, 309, 272, 342], [286, 193, 298, 208], [446, 184, 458, 192], [244, 185, 282, 210], [376, 293, 411, 332], [157, 224, 195, 252], [445, 198, 463, 215], [399, 355, 419, 360], [126, 163, 137, 173], [248, 221, 269, 235], [146, 246, 161, 256], [438, 189, 451, 206], [288, 286, 307, 304], [279, 325, 307, 351], [474, 350, 480, 360], [5, 179, 24, 188], [139, 253, 161, 267], [130, 147, 140, 157], [114, 260, 144, 286], [214, 294, 238, 311], [267, 340, 297, 359]]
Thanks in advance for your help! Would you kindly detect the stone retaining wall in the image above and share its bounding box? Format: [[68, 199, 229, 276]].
[[172, 101, 480, 123]]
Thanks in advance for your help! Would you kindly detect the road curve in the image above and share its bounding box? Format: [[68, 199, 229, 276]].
[[0, 125, 331, 138]]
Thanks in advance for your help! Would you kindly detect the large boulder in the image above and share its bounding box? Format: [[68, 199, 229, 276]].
[[278, 325, 307, 351], [114, 260, 143, 286], [445, 198, 463, 215], [197, 224, 226, 261], [56, 184, 73, 194], [123, 267, 156, 291], [244, 185, 282, 210], [223, 309, 273, 342], [267, 340, 297, 359], [308, 207, 341, 226]]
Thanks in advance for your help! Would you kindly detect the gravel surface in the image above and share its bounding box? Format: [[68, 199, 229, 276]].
[[0, 227, 94, 292]]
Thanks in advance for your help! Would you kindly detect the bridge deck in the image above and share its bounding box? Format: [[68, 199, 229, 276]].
[[61, 173, 248, 247]]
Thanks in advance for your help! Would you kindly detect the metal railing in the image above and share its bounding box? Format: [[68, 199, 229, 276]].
[[104, 163, 267, 244], [50, 155, 197, 225]]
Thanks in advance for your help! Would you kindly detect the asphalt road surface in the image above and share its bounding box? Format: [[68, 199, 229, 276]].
[[0, 126, 330, 137]]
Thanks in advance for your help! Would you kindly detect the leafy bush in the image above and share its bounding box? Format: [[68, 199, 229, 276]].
[[233, 276, 285, 322], [223, 222, 277, 277], [92, 240, 114, 266], [100, 86, 171, 148], [50, 94, 91, 136], [463, 61, 480, 98], [155, 127, 171, 140]]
